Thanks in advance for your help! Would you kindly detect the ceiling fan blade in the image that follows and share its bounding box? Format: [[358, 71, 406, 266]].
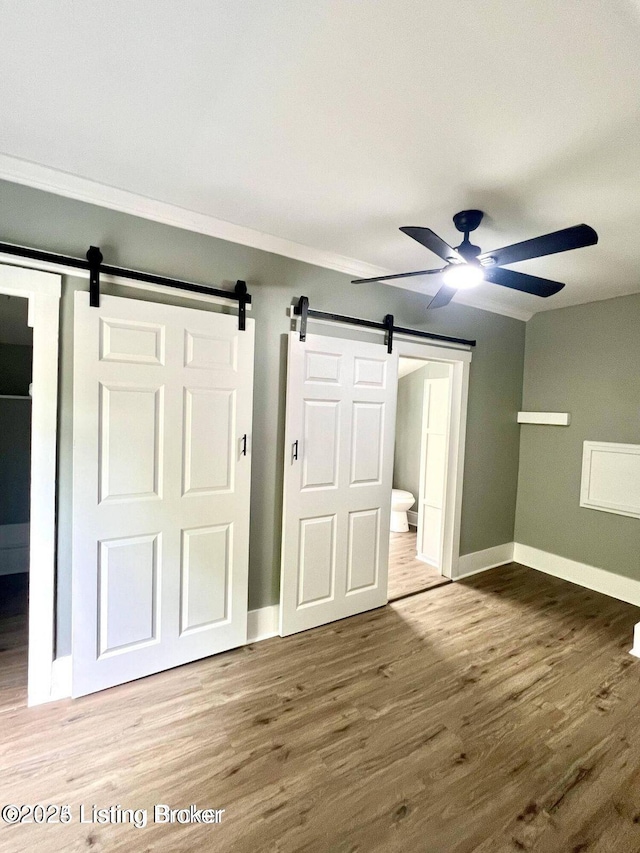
[[351, 267, 444, 284], [400, 227, 464, 264], [484, 267, 564, 297], [479, 224, 597, 267], [426, 284, 457, 309]]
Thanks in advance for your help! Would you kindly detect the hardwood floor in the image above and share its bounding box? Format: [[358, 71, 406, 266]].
[[387, 529, 450, 600], [1, 563, 640, 852]]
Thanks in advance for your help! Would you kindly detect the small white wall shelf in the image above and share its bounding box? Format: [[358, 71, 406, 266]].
[[580, 441, 640, 520], [517, 411, 571, 426]]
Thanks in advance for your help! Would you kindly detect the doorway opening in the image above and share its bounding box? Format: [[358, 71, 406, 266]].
[[388, 355, 455, 601], [0, 294, 33, 704]]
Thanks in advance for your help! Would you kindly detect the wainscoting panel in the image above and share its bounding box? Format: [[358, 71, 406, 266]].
[[580, 441, 640, 520]]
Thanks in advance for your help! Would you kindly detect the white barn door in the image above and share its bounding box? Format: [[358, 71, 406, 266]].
[[72, 293, 254, 697], [280, 332, 398, 636], [417, 374, 451, 568]]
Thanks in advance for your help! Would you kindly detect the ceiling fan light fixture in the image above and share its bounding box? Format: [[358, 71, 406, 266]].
[[442, 263, 484, 290]]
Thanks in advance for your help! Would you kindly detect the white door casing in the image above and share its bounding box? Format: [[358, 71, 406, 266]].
[[0, 264, 61, 706], [417, 373, 452, 569], [280, 332, 398, 636], [72, 293, 254, 697], [393, 339, 471, 580]]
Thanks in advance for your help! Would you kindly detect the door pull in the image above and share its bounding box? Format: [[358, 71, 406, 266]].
[[292, 440, 299, 462], [241, 434, 248, 456]]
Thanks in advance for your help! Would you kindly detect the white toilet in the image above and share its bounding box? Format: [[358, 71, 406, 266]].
[[390, 489, 415, 533]]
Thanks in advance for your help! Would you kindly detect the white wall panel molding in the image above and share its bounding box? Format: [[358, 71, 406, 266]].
[[580, 441, 640, 520], [455, 542, 514, 579], [0, 153, 532, 321], [514, 543, 640, 607]]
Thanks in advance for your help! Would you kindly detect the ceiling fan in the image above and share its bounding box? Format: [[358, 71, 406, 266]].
[[352, 210, 598, 309]]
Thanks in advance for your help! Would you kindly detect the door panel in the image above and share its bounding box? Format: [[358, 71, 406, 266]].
[[297, 515, 336, 606], [183, 388, 235, 493], [180, 524, 230, 632], [302, 400, 340, 489], [346, 509, 380, 593], [280, 332, 398, 636], [350, 402, 384, 484], [99, 385, 163, 501], [72, 293, 254, 697], [98, 533, 159, 655]]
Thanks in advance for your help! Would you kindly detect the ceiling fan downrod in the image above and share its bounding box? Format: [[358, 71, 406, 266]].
[[452, 210, 483, 261]]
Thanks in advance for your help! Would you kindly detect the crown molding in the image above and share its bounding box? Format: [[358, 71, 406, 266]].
[[0, 153, 532, 322], [0, 154, 386, 278]]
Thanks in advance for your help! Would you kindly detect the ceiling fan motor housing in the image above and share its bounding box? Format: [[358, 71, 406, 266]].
[[453, 209, 484, 234]]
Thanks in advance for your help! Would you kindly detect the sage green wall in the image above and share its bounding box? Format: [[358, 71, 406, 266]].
[[0, 342, 32, 527], [393, 362, 449, 499], [514, 293, 640, 578], [0, 179, 525, 655]]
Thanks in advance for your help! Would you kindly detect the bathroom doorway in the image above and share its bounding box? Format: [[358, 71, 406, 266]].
[[387, 341, 470, 602]]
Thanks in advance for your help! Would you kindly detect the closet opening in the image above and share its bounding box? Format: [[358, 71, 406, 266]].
[[0, 294, 33, 697]]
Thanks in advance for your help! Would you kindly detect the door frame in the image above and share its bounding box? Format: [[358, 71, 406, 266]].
[[0, 264, 61, 706], [393, 338, 471, 580]]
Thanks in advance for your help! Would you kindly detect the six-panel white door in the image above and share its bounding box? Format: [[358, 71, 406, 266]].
[[71, 293, 254, 697], [417, 373, 452, 568], [280, 332, 398, 636]]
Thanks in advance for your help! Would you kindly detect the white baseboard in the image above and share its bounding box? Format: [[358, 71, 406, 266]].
[[247, 604, 280, 643], [407, 510, 418, 528], [0, 523, 30, 576], [630, 624, 640, 659], [455, 542, 514, 579], [416, 552, 440, 569], [513, 543, 640, 608], [49, 655, 72, 702]]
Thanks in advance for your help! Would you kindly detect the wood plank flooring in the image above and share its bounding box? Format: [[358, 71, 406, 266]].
[[387, 529, 450, 600], [0, 574, 28, 716], [1, 563, 640, 852]]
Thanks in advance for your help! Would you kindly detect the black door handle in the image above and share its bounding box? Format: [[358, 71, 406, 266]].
[[292, 440, 298, 462], [241, 434, 247, 456]]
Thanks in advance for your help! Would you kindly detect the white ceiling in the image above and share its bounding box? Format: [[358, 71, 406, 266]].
[[1, 1, 639, 319]]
